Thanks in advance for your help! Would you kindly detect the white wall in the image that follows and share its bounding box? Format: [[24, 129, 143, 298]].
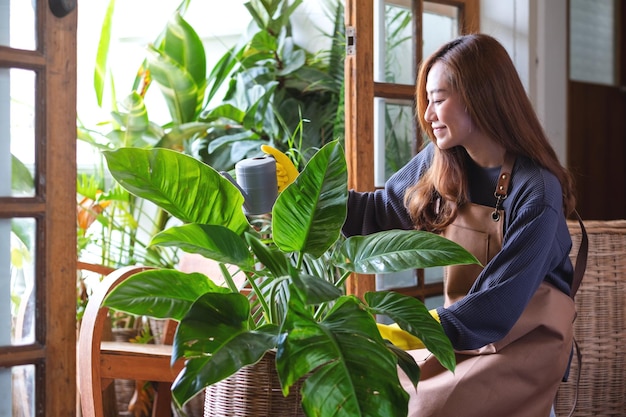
[[480, 0, 568, 164]]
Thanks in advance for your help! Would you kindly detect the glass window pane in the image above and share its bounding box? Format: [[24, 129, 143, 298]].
[[374, 0, 414, 84], [0, 365, 36, 416], [424, 266, 443, 285], [376, 270, 416, 291], [1, 218, 36, 347], [569, 0, 616, 85], [424, 294, 444, 310], [423, 2, 459, 58], [0, 68, 36, 197], [424, 268, 443, 309], [374, 98, 415, 187], [0, 0, 37, 50]]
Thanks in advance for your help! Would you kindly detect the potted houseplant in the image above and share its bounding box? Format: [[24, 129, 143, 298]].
[[101, 140, 479, 416]]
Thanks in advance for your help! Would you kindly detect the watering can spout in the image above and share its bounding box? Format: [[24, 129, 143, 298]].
[[220, 156, 278, 215]]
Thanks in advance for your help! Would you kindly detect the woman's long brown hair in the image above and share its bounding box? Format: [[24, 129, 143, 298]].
[[405, 34, 576, 232]]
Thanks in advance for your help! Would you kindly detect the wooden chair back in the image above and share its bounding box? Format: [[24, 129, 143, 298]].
[[77, 265, 183, 417]]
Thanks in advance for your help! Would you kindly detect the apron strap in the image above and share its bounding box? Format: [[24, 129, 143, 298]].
[[563, 210, 588, 417], [570, 210, 588, 298], [492, 152, 515, 222], [495, 152, 516, 198]]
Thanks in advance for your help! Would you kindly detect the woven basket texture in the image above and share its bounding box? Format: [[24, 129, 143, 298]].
[[555, 220, 626, 416], [204, 350, 305, 416]]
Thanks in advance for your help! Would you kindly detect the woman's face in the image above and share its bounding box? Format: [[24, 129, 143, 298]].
[[424, 62, 475, 151]]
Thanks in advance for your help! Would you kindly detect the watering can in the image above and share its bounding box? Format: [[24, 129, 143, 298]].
[[221, 156, 278, 215]]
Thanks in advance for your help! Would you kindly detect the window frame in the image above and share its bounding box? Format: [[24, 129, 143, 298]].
[[344, 0, 479, 299], [0, 1, 77, 415]]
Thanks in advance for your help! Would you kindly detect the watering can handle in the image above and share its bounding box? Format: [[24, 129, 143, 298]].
[[220, 171, 248, 199]]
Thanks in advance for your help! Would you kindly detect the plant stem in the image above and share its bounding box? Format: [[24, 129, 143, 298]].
[[219, 263, 240, 294], [246, 274, 271, 325], [313, 270, 352, 321]]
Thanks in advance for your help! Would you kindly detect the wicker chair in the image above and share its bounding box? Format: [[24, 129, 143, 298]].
[[555, 220, 626, 416]]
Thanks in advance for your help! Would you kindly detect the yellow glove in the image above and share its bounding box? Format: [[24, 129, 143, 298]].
[[261, 144, 299, 192], [376, 309, 440, 350]]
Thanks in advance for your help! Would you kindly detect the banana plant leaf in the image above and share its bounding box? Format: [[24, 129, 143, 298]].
[[106, 92, 154, 148], [146, 46, 199, 125], [93, 0, 115, 107], [157, 12, 206, 88]]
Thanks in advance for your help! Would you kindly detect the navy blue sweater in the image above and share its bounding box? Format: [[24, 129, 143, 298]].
[[343, 143, 574, 351]]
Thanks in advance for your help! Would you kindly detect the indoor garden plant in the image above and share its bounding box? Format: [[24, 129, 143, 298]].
[[101, 140, 479, 416]]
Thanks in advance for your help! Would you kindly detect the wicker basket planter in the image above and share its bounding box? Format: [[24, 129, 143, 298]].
[[204, 351, 304, 417]]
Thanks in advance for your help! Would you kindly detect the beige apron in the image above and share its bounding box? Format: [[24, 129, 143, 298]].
[[400, 157, 576, 417]]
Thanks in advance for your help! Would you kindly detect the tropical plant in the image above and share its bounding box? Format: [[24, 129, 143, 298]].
[[190, 0, 345, 170], [75, 0, 345, 329], [75, 0, 195, 316], [101, 140, 479, 416], [76, 0, 345, 259], [85, 0, 344, 174]]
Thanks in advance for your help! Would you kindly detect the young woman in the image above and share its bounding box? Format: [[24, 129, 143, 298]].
[[342, 33, 578, 417]]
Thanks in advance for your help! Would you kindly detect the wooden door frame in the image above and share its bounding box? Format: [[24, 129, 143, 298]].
[[0, 1, 77, 415], [566, 0, 626, 220], [344, 0, 479, 299]]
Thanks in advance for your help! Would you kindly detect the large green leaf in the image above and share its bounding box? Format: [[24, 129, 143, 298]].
[[102, 147, 249, 234], [103, 269, 227, 320], [146, 12, 206, 123], [389, 344, 421, 390], [171, 291, 281, 406], [120, 92, 149, 137], [172, 292, 253, 361], [289, 270, 343, 305], [151, 224, 254, 269], [155, 121, 211, 150], [147, 46, 199, 124], [337, 229, 480, 273], [172, 324, 279, 407], [199, 103, 246, 124], [365, 291, 456, 373], [245, 233, 290, 278], [272, 141, 347, 257], [158, 12, 206, 88], [277, 38, 306, 76], [277, 293, 410, 417]]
